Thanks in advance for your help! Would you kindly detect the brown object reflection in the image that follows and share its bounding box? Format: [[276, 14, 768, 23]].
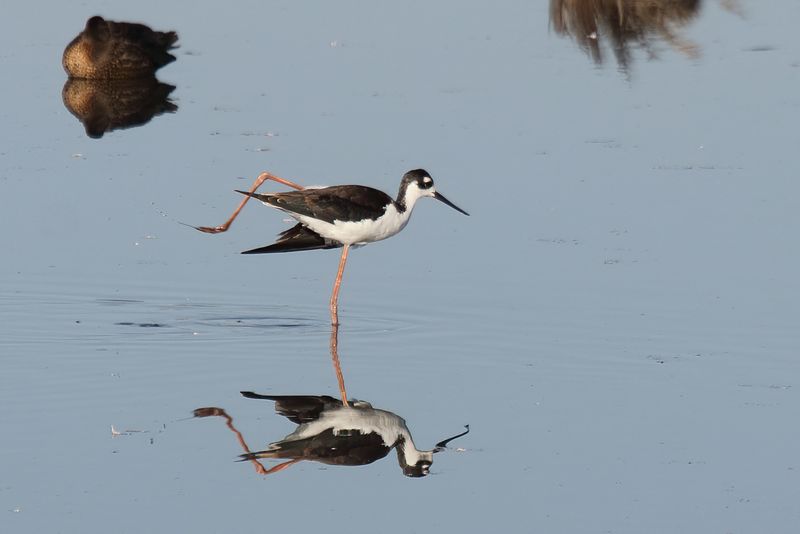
[[550, 0, 703, 71], [62, 77, 177, 138], [63, 16, 177, 80], [194, 394, 468, 478]]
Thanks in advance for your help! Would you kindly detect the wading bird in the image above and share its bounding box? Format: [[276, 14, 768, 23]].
[[195, 169, 468, 325]]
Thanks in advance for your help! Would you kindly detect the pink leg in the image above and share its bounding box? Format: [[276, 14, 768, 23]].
[[329, 245, 350, 326], [195, 171, 305, 234]]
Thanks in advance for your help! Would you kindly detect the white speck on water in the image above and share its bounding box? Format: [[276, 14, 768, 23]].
[[111, 426, 148, 436]]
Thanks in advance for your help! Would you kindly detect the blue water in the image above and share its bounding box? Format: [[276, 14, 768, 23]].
[[2, 1, 799, 532]]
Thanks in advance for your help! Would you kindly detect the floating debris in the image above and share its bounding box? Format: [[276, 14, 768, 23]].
[[111, 425, 149, 436]]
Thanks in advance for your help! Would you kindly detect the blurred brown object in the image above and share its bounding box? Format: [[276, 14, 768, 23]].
[[550, 0, 702, 71]]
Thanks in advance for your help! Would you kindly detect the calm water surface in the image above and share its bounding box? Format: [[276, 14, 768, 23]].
[[1, 1, 799, 532]]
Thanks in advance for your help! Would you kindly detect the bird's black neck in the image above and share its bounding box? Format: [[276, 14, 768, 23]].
[[395, 182, 410, 213]]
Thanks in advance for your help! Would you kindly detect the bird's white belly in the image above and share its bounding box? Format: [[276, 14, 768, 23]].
[[295, 205, 410, 246], [284, 407, 407, 445]]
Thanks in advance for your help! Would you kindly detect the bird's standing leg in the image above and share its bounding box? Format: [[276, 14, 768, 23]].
[[329, 244, 350, 326], [192, 407, 270, 475], [329, 323, 349, 407], [194, 172, 305, 234]]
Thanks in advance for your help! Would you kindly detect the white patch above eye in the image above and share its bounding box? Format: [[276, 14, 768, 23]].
[[422, 176, 432, 184]]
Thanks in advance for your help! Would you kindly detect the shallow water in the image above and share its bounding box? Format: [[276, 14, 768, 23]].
[[2, 1, 799, 532]]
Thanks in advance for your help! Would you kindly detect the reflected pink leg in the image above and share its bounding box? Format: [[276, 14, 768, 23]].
[[193, 407, 271, 475], [329, 244, 350, 326], [253, 458, 302, 476], [330, 323, 349, 407]]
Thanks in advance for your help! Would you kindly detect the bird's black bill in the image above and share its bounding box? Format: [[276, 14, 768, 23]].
[[434, 192, 469, 216], [433, 425, 470, 453], [235, 190, 270, 202]]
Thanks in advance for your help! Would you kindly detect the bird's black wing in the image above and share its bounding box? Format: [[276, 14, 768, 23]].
[[240, 223, 341, 254], [266, 185, 394, 224]]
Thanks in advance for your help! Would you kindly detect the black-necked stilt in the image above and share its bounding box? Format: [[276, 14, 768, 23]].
[[63, 16, 178, 79], [194, 392, 469, 477], [195, 169, 468, 325]]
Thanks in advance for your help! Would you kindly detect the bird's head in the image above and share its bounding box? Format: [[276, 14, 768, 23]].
[[398, 169, 469, 216]]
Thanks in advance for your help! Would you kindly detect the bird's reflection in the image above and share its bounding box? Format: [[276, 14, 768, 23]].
[[61, 16, 178, 137], [61, 77, 177, 138], [550, 0, 704, 71], [194, 323, 467, 477], [195, 395, 468, 478]]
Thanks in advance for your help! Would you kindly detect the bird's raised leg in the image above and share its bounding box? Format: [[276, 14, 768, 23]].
[[192, 407, 270, 475], [329, 244, 350, 326], [329, 323, 350, 407], [194, 172, 305, 234]]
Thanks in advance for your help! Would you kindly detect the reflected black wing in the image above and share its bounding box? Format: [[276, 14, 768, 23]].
[[241, 428, 392, 466], [240, 392, 343, 424]]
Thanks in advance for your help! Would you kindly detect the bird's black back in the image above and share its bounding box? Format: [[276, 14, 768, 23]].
[[264, 185, 395, 223]]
